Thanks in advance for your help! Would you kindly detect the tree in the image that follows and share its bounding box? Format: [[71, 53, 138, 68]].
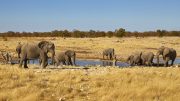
[[157, 29, 166, 37], [115, 28, 126, 37]]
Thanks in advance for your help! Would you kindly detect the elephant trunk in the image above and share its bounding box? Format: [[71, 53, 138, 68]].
[[50, 50, 55, 65]]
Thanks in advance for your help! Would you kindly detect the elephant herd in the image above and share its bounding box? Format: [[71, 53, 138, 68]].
[[1, 40, 177, 68], [103, 46, 177, 67]]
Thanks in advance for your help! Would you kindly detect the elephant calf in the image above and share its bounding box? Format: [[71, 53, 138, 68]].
[[54, 50, 76, 66], [141, 52, 154, 66], [103, 48, 115, 60], [127, 52, 142, 66]]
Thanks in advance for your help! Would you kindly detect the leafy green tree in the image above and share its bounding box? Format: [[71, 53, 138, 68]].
[[115, 28, 126, 37]]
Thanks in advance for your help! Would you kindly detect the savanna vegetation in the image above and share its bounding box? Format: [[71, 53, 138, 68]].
[[0, 35, 179, 101], [1, 65, 180, 101], [0, 28, 179, 38]]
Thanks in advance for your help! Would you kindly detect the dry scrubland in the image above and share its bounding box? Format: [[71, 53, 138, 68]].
[[1, 65, 180, 101], [0, 37, 180, 101], [0, 37, 179, 60]]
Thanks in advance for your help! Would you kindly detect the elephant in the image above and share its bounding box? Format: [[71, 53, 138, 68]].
[[19, 41, 55, 68], [156, 46, 176, 67], [65, 50, 76, 65], [103, 48, 115, 60], [54, 52, 69, 66], [127, 52, 142, 66], [54, 50, 76, 66], [141, 52, 154, 66]]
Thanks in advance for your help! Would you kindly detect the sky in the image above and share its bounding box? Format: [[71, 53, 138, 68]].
[[0, 0, 180, 32]]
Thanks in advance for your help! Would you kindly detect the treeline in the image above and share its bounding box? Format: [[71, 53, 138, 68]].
[[0, 28, 179, 38]]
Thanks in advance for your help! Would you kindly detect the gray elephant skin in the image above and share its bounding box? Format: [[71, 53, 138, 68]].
[[54, 50, 76, 66], [19, 41, 55, 68], [16, 42, 22, 59], [156, 46, 176, 67], [127, 52, 142, 66], [141, 52, 154, 66], [103, 48, 115, 60]]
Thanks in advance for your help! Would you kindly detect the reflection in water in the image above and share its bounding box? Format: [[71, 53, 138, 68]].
[[153, 58, 180, 65], [10, 58, 180, 67], [76, 59, 129, 67]]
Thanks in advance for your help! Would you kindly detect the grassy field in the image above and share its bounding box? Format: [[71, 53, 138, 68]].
[[0, 37, 179, 61], [0, 37, 180, 101], [1, 64, 180, 101]]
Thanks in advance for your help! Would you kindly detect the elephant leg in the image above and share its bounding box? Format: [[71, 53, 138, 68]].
[[69, 58, 73, 65], [39, 59, 42, 65], [63, 61, 66, 65], [164, 58, 169, 67], [19, 59, 23, 68], [110, 54, 112, 60], [41, 59, 47, 68], [19, 55, 26, 68], [130, 61, 134, 66], [171, 59, 175, 66], [142, 60, 145, 66], [24, 59, 28, 68], [55, 61, 59, 66]]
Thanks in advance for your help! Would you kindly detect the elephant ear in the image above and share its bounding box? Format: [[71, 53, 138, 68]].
[[38, 41, 49, 49]]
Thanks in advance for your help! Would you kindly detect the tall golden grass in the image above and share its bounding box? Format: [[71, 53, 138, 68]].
[[1, 64, 180, 101], [0, 37, 179, 101]]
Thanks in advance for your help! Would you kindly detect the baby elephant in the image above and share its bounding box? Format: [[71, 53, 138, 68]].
[[54, 50, 76, 66], [141, 52, 154, 66], [127, 52, 142, 66], [103, 48, 115, 60]]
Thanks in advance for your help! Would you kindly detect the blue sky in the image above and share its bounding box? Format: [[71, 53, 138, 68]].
[[0, 0, 180, 32]]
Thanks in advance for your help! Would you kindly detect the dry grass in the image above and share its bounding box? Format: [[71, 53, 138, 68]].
[[0, 37, 180, 101], [1, 64, 180, 101], [0, 37, 179, 61]]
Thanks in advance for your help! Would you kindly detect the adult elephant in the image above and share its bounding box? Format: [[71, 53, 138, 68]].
[[54, 50, 76, 66], [19, 41, 55, 68], [103, 48, 115, 60], [127, 52, 142, 66], [156, 46, 176, 67], [141, 52, 154, 66]]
